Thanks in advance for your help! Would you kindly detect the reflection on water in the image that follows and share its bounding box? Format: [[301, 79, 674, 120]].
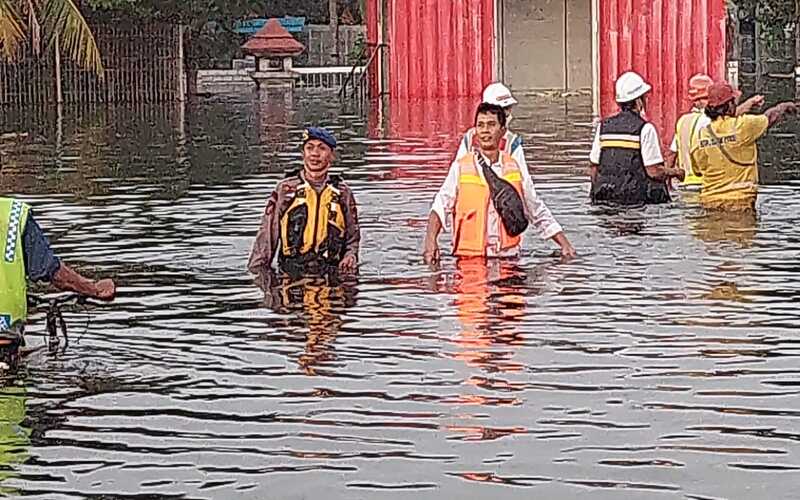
[[0, 91, 799, 499]]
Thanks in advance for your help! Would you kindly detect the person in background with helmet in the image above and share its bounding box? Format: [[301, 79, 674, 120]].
[[0, 197, 116, 361], [667, 74, 764, 190], [589, 71, 685, 205], [690, 82, 797, 211], [248, 127, 361, 277]]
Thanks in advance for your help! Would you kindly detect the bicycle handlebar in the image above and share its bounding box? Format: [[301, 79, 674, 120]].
[[28, 294, 100, 308]]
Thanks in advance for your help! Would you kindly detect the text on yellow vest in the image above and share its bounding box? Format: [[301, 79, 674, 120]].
[[453, 152, 524, 257]]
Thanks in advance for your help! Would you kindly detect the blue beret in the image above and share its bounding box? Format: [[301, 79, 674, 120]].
[[303, 127, 337, 149]]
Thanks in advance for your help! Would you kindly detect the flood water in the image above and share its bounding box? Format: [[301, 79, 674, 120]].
[[1, 91, 799, 499]]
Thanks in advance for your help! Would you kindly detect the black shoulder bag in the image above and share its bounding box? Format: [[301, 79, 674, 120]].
[[474, 152, 529, 237]]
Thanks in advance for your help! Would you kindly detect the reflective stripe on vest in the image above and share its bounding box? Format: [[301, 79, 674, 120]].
[[0, 198, 30, 331], [599, 133, 641, 150], [453, 153, 524, 257], [675, 111, 704, 186]]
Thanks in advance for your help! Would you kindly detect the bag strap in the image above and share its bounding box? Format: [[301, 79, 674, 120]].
[[704, 122, 755, 168]]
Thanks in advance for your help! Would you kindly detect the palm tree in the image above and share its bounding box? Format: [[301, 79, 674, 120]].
[[0, 0, 103, 75]]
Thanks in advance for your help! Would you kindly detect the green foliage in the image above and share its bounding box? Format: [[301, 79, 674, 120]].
[[731, 0, 797, 51], [0, 0, 103, 74], [348, 32, 366, 66]]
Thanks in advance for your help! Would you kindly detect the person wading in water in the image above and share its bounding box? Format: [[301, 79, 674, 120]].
[[423, 103, 575, 264], [0, 197, 116, 368], [666, 74, 764, 191], [589, 71, 685, 205], [690, 82, 798, 211], [248, 127, 361, 277]]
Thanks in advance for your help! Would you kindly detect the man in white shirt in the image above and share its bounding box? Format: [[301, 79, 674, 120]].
[[589, 72, 684, 205], [423, 103, 576, 264]]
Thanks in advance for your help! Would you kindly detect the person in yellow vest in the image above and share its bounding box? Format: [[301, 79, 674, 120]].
[[423, 103, 575, 263], [690, 82, 797, 211], [248, 127, 360, 277], [667, 74, 765, 189], [0, 197, 116, 357]]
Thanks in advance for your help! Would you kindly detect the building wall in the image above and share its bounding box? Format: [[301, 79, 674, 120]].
[[375, 0, 495, 98], [501, 0, 592, 90], [599, 0, 727, 138]]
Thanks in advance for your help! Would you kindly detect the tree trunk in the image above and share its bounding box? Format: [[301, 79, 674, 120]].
[[329, 0, 339, 65]]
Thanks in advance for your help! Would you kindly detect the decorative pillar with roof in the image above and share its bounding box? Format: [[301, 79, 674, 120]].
[[242, 18, 305, 89]]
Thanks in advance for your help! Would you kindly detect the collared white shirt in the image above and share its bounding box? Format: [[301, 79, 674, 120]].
[[431, 150, 563, 257]]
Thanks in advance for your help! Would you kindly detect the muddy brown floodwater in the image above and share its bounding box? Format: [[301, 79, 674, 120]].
[[0, 91, 798, 499]]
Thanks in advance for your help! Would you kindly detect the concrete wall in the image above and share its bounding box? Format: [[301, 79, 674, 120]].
[[302, 25, 366, 66], [501, 0, 591, 90]]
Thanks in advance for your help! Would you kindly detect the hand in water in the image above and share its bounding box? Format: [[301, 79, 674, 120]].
[[94, 279, 116, 301], [338, 254, 358, 274], [423, 243, 440, 267], [560, 242, 577, 262]]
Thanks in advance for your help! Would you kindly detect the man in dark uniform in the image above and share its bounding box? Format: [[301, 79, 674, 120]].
[[589, 72, 685, 205], [248, 127, 360, 277]]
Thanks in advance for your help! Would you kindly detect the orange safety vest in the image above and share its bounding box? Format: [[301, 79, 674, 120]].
[[453, 152, 524, 257]]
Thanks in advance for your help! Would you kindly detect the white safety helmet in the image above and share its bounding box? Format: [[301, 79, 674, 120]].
[[482, 82, 518, 108], [615, 71, 652, 103]]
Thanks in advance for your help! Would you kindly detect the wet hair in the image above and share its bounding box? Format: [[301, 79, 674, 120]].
[[475, 103, 507, 128], [705, 101, 735, 120]]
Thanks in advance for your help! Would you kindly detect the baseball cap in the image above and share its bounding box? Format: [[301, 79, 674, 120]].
[[302, 127, 337, 149], [707, 82, 741, 107]]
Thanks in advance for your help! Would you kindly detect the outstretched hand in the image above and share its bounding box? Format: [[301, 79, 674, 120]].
[[94, 279, 116, 301]]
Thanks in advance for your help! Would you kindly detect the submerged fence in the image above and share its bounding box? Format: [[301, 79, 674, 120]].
[[0, 23, 184, 106]]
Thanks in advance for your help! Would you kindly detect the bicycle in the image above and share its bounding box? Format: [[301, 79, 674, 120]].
[[0, 294, 100, 372]]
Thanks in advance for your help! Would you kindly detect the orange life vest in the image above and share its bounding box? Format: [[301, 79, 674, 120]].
[[453, 152, 524, 257]]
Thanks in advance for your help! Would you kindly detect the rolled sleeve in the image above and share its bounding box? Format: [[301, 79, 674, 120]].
[[519, 166, 563, 241], [22, 215, 61, 283], [430, 161, 460, 232], [640, 123, 665, 166]]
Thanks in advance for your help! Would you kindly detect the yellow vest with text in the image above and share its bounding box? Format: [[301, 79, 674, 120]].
[[0, 198, 30, 331], [691, 115, 769, 209]]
